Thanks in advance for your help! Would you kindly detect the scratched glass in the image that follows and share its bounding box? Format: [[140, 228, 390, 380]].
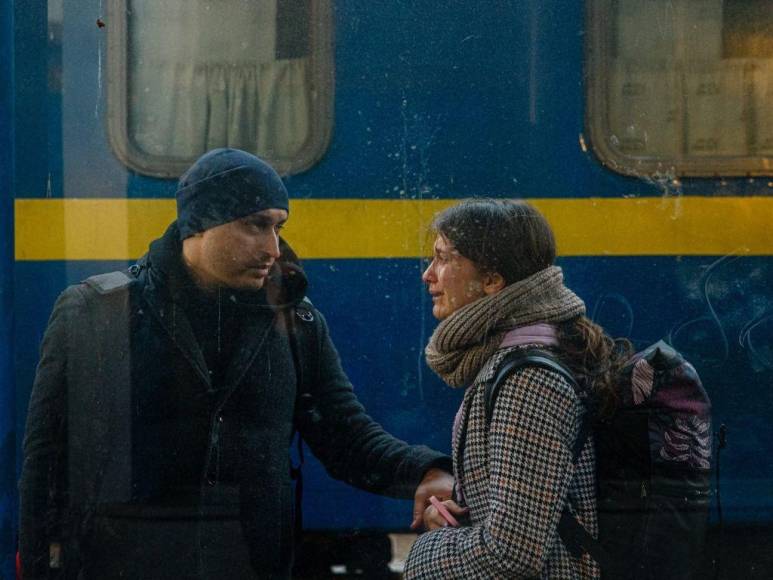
[[588, 0, 773, 177]]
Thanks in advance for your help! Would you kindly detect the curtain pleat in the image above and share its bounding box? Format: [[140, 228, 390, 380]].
[[128, 0, 310, 161]]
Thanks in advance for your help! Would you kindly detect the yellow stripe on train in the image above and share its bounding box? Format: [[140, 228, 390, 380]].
[[14, 197, 773, 260]]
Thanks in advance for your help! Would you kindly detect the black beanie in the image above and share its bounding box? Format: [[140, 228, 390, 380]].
[[176, 148, 290, 239]]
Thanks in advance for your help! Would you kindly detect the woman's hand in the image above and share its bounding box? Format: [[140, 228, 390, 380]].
[[422, 498, 469, 530], [411, 468, 455, 529]]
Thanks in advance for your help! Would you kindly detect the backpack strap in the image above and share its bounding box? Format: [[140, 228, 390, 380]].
[[285, 298, 320, 541], [483, 349, 614, 569], [486, 349, 591, 463], [457, 349, 581, 483], [289, 298, 320, 424], [58, 270, 140, 576], [558, 509, 615, 570], [486, 349, 579, 418]]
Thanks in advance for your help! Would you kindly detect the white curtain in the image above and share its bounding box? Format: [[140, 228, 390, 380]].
[[128, 0, 310, 160], [608, 61, 682, 158], [754, 61, 773, 155], [609, 0, 761, 159], [684, 62, 747, 157]]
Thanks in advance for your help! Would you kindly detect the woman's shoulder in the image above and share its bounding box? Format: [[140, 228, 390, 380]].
[[474, 345, 581, 409], [474, 344, 565, 380]]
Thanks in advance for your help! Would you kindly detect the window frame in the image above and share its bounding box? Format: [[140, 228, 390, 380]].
[[586, 0, 773, 178], [106, 0, 335, 178]]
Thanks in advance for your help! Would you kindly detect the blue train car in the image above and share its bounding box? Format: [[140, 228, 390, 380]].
[[3, 0, 773, 577]]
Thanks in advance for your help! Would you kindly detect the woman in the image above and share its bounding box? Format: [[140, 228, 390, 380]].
[[404, 199, 629, 579]]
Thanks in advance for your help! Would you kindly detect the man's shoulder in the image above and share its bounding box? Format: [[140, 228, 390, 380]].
[[295, 296, 314, 314], [58, 268, 142, 309], [82, 270, 136, 295], [45, 270, 142, 336]]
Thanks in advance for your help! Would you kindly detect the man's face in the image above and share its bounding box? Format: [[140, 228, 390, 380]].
[[183, 208, 288, 290]]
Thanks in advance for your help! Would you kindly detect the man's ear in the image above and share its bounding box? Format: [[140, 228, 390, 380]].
[[181, 232, 203, 265], [482, 272, 506, 296]]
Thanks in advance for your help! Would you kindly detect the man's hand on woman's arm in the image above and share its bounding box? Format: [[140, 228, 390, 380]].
[[410, 468, 456, 530]]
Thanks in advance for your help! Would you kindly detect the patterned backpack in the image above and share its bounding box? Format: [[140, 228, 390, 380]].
[[486, 340, 712, 580]]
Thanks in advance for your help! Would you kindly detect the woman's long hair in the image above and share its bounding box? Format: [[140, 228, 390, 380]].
[[556, 316, 631, 417], [432, 199, 631, 415]]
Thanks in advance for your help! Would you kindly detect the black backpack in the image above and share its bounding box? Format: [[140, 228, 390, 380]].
[[485, 341, 712, 580]]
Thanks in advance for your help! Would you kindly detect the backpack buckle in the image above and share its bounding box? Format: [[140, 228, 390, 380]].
[[296, 308, 314, 322]]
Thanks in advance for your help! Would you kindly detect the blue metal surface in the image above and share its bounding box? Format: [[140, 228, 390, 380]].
[[44, 0, 764, 201], [299, 256, 773, 528], [12, 0, 46, 202], [13, 257, 773, 529], [6, 0, 773, 543], [1, 0, 15, 574]]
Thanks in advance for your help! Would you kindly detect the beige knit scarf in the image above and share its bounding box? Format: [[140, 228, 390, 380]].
[[425, 265, 585, 387]]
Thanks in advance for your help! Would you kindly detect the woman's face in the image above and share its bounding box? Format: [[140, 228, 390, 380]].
[[422, 235, 489, 320]]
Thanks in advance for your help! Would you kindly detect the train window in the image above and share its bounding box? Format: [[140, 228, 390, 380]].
[[588, 0, 773, 177], [107, 0, 333, 178]]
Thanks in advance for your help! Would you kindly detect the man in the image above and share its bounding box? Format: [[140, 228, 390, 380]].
[[19, 149, 452, 579]]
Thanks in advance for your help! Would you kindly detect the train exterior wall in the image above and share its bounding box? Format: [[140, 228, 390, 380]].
[[4, 2, 773, 575]]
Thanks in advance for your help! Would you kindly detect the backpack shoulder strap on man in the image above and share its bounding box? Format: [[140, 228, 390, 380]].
[[288, 297, 320, 421], [484, 348, 614, 571], [285, 297, 320, 538]]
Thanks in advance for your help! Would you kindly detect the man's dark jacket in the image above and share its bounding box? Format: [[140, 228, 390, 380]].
[[19, 222, 450, 579]]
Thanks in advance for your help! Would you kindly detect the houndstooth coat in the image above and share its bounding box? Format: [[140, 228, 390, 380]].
[[405, 346, 601, 579]]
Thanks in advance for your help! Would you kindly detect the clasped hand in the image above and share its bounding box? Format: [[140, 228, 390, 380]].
[[421, 497, 469, 530], [410, 468, 468, 530]]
